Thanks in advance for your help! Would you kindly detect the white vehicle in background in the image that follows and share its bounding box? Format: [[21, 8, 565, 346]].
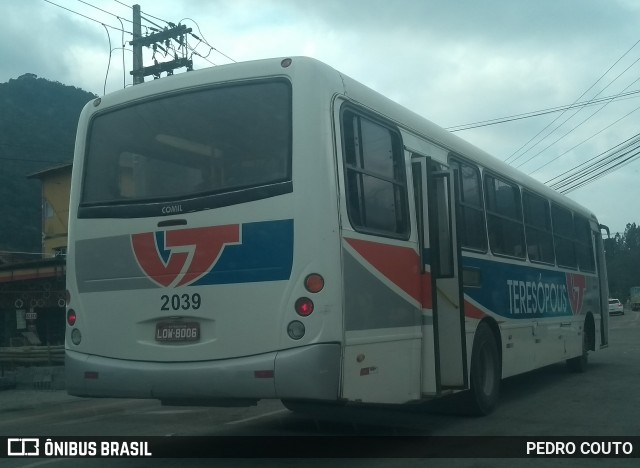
[[608, 298, 624, 315]]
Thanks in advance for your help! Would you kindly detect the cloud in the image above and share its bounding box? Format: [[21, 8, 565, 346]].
[[2, 1, 109, 92], [1, 0, 639, 233]]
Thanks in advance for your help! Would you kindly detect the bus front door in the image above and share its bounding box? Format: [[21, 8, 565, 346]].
[[412, 156, 468, 394]]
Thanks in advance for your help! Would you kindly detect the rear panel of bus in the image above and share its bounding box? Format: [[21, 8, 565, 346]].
[[65, 58, 345, 404]]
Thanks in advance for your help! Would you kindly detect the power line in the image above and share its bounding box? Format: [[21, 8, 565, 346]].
[[545, 132, 640, 185], [43, 0, 134, 93], [557, 143, 640, 191], [186, 40, 217, 67], [46, 0, 193, 84], [77, 0, 134, 26], [111, 0, 176, 33], [43, 0, 132, 36], [102, 24, 112, 96], [49, 0, 236, 72], [39, 0, 136, 91], [546, 134, 640, 193], [553, 140, 640, 190], [528, 102, 640, 175], [446, 89, 640, 132], [140, 8, 174, 27], [112, 0, 132, 9], [504, 36, 640, 164], [115, 16, 128, 89], [141, 13, 168, 31], [557, 146, 640, 194], [181, 17, 236, 63], [515, 56, 640, 170]]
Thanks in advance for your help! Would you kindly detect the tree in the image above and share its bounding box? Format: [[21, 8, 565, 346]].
[[605, 223, 640, 300]]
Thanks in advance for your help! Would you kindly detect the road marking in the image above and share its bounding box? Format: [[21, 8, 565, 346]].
[[145, 409, 198, 415], [225, 409, 288, 425]]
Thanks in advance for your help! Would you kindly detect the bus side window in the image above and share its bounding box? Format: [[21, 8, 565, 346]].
[[523, 191, 555, 265], [449, 158, 487, 252], [574, 215, 595, 272], [341, 109, 409, 239], [551, 204, 577, 269], [484, 174, 525, 259]]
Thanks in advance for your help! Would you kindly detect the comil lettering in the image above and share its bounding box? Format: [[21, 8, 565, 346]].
[[507, 279, 568, 315], [161, 204, 183, 214]]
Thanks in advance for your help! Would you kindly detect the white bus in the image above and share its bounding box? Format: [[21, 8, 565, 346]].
[[65, 57, 609, 415]]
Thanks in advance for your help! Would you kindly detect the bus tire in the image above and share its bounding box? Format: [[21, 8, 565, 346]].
[[466, 322, 501, 416], [567, 327, 589, 373]]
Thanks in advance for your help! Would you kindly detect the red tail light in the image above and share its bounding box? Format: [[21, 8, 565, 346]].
[[67, 309, 77, 326], [304, 274, 324, 293], [295, 297, 314, 317]]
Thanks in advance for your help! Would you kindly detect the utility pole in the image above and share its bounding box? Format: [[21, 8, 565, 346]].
[[132, 5, 143, 85], [129, 5, 193, 85]]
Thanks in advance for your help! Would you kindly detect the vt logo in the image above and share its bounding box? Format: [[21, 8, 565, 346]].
[[566, 273, 586, 315], [131, 225, 240, 287]]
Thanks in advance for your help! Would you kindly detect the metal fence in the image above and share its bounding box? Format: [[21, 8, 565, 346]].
[[0, 345, 64, 367]]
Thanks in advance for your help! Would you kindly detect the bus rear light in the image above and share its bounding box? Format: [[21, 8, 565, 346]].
[[71, 328, 82, 345], [67, 309, 77, 326], [254, 370, 274, 379], [295, 297, 314, 316], [65, 289, 71, 305], [287, 321, 305, 340], [304, 274, 324, 293], [84, 371, 99, 379]]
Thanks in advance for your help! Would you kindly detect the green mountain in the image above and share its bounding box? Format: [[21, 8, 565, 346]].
[[0, 74, 96, 256]]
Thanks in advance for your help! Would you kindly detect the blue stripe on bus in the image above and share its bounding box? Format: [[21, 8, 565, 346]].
[[461, 256, 593, 319], [192, 219, 294, 285]]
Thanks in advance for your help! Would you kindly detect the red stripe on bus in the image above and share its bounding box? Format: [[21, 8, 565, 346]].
[[464, 300, 487, 319], [346, 238, 422, 304]]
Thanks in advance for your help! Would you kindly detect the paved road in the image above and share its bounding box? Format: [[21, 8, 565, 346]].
[[1, 309, 639, 467]]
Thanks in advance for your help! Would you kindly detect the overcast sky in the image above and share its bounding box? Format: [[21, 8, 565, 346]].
[[2, 0, 640, 235]]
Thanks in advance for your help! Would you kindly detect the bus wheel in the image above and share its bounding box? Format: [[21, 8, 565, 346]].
[[567, 327, 589, 373], [466, 322, 500, 416]]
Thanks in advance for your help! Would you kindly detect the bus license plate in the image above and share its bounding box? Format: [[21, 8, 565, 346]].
[[155, 322, 200, 342]]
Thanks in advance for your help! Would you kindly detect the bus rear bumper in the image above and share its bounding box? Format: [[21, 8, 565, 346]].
[[65, 343, 341, 404]]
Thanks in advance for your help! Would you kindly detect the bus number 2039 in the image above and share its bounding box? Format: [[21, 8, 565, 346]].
[[161, 293, 202, 311]]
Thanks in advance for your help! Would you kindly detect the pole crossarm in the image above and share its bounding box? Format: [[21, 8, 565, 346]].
[[129, 25, 192, 48], [130, 58, 194, 79]]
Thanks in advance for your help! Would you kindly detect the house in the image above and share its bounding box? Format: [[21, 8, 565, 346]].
[[28, 163, 72, 258], [0, 164, 71, 347]]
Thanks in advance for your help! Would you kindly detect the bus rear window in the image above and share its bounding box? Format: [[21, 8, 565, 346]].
[[81, 80, 291, 215]]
